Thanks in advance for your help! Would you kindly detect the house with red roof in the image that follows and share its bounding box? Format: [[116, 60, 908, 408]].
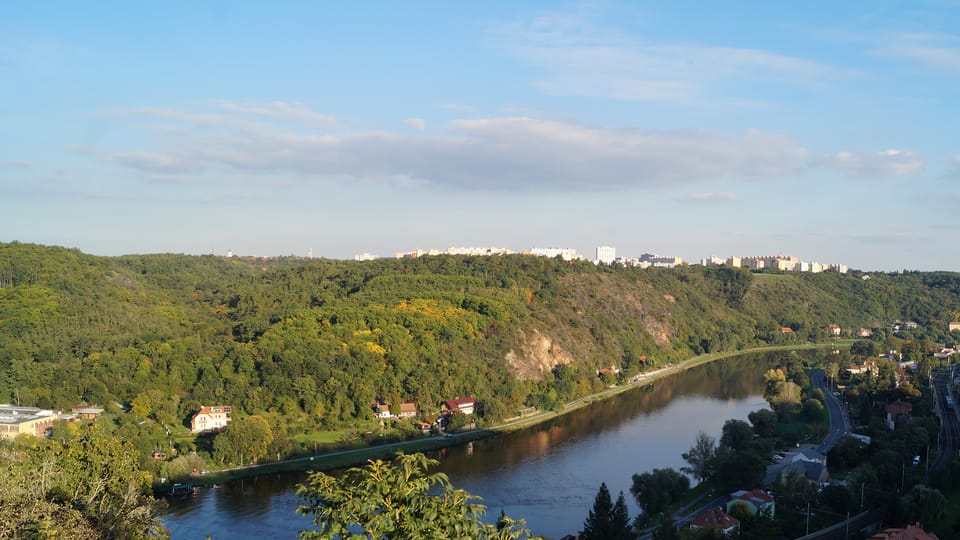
[[828, 324, 841, 336], [885, 400, 913, 430], [443, 397, 477, 415], [868, 523, 939, 539], [726, 489, 775, 518], [690, 507, 739, 535], [190, 405, 232, 433], [398, 401, 418, 418]]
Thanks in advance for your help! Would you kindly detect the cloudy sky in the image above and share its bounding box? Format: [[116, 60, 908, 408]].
[[2, 2, 959, 270]]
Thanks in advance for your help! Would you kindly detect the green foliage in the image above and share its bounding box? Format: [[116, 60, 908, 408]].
[[4, 242, 960, 470], [0, 422, 165, 539], [681, 432, 717, 485], [214, 415, 274, 465], [296, 452, 536, 539], [581, 483, 632, 540], [747, 409, 777, 438], [720, 419, 755, 453], [630, 468, 690, 519], [901, 485, 946, 529]]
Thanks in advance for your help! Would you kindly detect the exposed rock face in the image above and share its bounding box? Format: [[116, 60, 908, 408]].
[[505, 329, 576, 381]]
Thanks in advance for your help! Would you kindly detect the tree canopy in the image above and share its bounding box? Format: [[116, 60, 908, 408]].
[[296, 452, 535, 540]]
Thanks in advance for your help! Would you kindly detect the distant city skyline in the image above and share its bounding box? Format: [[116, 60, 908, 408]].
[[2, 2, 959, 271]]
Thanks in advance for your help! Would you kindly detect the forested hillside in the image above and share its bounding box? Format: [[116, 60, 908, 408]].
[[2, 242, 959, 433]]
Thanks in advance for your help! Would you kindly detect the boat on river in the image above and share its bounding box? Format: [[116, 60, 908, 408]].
[[169, 483, 198, 500]]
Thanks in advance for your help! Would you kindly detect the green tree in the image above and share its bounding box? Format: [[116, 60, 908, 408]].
[[214, 415, 274, 465], [0, 423, 165, 539], [720, 419, 755, 452], [902, 485, 945, 529], [581, 483, 631, 540], [581, 482, 613, 540], [611, 491, 632, 540], [296, 453, 535, 540], [631, 468, 689, 519], [681, 432, 716, 485], [748, 409, 778, 438]]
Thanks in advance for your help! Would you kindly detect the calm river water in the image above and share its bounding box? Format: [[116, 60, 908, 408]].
[[163, 351, 791, 539]]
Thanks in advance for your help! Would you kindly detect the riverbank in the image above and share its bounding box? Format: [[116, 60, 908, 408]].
[[175, 340, 853, 488]]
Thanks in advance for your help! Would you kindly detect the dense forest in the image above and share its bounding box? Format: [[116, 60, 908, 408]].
[[2, 241, 960, 443]]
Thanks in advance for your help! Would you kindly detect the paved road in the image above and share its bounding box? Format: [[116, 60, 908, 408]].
[[811, 369, 852, 454]]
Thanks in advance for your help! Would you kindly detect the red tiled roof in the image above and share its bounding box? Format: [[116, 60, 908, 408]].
[[732, 489, 774, 504], [868, 524, 939, 540], [886, 401, 912, 416], [692, 507, 739, 530]]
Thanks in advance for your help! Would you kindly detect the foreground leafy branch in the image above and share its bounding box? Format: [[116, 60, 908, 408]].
[[296, 452, 537, 539]]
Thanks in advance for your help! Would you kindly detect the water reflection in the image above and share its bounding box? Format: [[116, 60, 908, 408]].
[[163, 351, 794, 539]]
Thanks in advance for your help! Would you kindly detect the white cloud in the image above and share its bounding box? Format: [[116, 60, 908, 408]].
[[405, 117, 426, 131], [215, 100, 336, 126], [947, 154, 960, 178], [3, 160, 33, 168], [819, 149, 924, 178], [875, 33, 960, 71], [678, 192, 736, 203], [87, 107, 811, 193], [490, 10, 853, 103]]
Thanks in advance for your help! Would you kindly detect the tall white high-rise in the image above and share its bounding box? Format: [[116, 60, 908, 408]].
[[596, 245, 616, 265]]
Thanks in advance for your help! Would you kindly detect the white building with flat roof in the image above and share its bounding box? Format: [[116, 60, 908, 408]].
[[596, 246, 616, 265], [525, 248, 582, 261]]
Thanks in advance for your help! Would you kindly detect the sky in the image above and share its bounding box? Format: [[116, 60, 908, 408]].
[[2, 1, 959, 271]]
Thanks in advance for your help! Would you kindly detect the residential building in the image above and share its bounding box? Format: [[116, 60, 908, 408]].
[[857, 327, 873, 337], [790, 446, 827, 466], [639, 253, 683, 267], [726, 489, 775, 518], [524, 247, 582, 261], [847, 359, 879, 376], [780, 460, 829, 486], [828, 324, 841, 336], [885, 401, 912, 430], [0, 405, 60, 439], [690, 507, 739, 535], [595, 245, 616, 265], [949, 322, 960, 333], [398, 401, 418, 419], [70, 404, 104, 420], [443, 397, 477, 415], [371, 401, 392, 420], [867, 524, 939, 540], [190, 405, 232, 433]]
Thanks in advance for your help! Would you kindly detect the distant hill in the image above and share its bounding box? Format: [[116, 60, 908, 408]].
[[1, 241, 958, 427]]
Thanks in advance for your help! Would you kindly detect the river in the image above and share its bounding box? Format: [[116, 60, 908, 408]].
[[163, 351, 792, 539]]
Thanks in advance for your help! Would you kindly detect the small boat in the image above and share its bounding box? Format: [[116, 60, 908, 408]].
[[169, 483, 198, 500]]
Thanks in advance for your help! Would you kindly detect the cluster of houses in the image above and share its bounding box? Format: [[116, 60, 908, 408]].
[[368, 396, 479, 433]]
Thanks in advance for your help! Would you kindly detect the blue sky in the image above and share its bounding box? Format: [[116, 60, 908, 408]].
[[2, 1, 959, 270]]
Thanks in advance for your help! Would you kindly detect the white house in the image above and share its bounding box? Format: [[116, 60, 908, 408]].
[[190, 405, 232, 433]]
